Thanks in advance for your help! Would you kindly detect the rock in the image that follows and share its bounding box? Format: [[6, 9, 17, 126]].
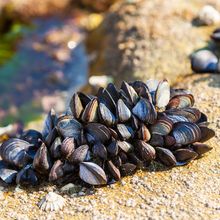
[[197, 5, 220, 26], [60, 183, 82, 194]]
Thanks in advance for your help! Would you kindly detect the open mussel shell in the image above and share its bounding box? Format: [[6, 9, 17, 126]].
[[69, 93, 84, 119], [192, 142, 213, 155], [107, 160, 121, 181], [93, 143, 107, 160], [79, 162, 107, 185], [191, 50, 218, 73], [166, 94, 194, 109], [137, 124, 151, 141], [150, 116, 173, 136], [85, 123, 111, 144], [0, 138, 33, 168], [174, 149, 198, 163], [155, 80, 170, 109], [117, 99, 131, 122], [42, 108, 57, 140], [98, 103, 116, 126], [132, 98, 157, 124], [33, 143, 52, 175], [135, 140, 156, 162], [57, 116, 82, 139], [156, 147, 177, 167], [61, 137, 75, 159], [199, 126, 215, 142], [81, 98, 98, 123], [121, 81, 139, 105], [16, 164, 38, 186], [69, 145, 89, 164], [172, 122, 201, 145]]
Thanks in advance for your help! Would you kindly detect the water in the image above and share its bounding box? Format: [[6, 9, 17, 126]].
[[0, 17, 88, 125]]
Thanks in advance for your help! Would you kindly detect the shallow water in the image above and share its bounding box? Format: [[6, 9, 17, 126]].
[[0, 16, 88, 125]]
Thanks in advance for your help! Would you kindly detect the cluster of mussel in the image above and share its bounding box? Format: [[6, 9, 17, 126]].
[[0, 79, 215, 186], [191, 27, 220, 73]]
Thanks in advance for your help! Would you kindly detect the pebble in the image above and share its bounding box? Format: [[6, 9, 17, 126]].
[[197, 5, 220, 25]]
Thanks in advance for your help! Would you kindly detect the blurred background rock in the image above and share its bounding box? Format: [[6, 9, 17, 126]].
[[0, 0, 220, 129]]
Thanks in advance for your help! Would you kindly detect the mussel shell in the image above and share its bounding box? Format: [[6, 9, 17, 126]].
[[69, 145, 89, 164], [79, 162, 107, 185], [85, 123, 111, 144], [148, 134, 164, 147], [132, 98, 157, 124], [117, 124, 134, 140], [98, 103, 116, 126], [192, 142, 213, 155], [50, 137, 62, 159], [0, 138, 33, 168], [120, 163, 136, 176], [155, 80, 170, 109], [21, 129, 42, 147], [107, 140, 119, 156], [98, 87, 117, 113], [81, 98, 98, 123], [156, 147, 177, 167], [166, 94, 194, 109], [117, 141, 134, 153], [135, 140, 156, 161], [61, 137, 75, 159], [16, 164, 38, 186], [33, 143, 52, 175], [117, 99, 131, 122], [93, 143, 107, 160], [42, 108, 57, 140], [107, 160, 121, 181], [191, 50, 218, 73], [164, 135, 176, 148], [172, 122, 201, 145], [45, 127, 58, 147], [199, 126, 215, 142], [131, 80, 152, 102], [0, 166, 17, 184], [150, 116, 173, 136], [121, 81, 139, 105], [69, 93, 84, 119], [57, 116, 82, 139], [174, 149, 198, 162], [128, 153, 145, 169], [137, 124, 151, 141], [49, 160, 64, 182]]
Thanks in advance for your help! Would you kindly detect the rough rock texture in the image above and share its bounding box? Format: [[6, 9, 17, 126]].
[[103, 0, 220, 86]]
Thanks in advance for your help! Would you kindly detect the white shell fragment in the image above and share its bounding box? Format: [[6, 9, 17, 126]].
[[38, 192, 66, 211], [155, 80, 170, 109]]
